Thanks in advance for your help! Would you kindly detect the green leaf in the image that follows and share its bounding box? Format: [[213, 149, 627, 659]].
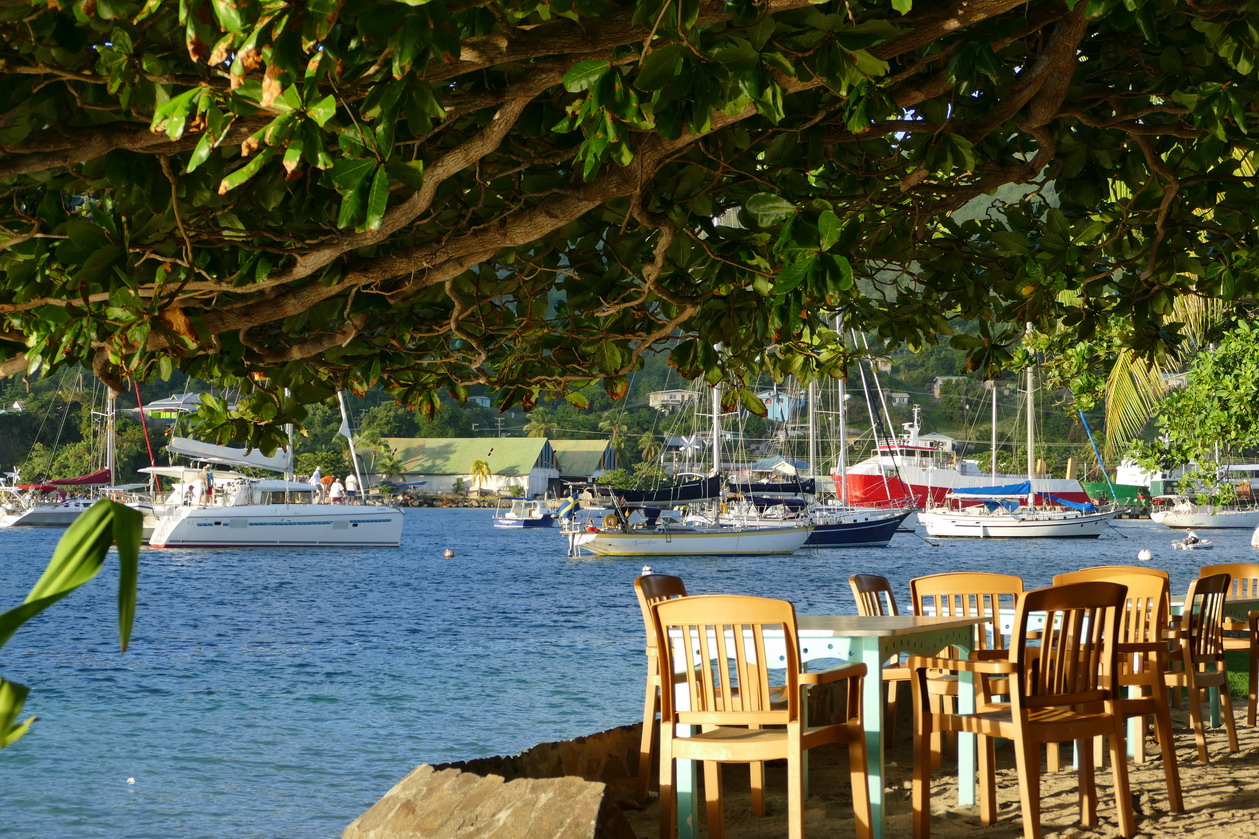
[[306, 94, 336, 127], [737, 387, 769, 417], [635, 44, 685, 91], [217, 147, 277, 194], [565, 391, 590, 409], [330, 156, 376, 192], [0, 679, 33, 749], [745, 193, 797, 227], [359, 165, 391, 232], [774, 256, 815, 294], [891, 0, 912, 12], [0, 501, 142, 651], [818, 210, 842, 251], [563, 60, 610, 93]]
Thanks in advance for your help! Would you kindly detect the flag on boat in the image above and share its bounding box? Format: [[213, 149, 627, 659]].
[[556, 494, 580, 519]]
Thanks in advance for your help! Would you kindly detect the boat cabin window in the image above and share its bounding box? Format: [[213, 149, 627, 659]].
[[260, 490, 314, 504]]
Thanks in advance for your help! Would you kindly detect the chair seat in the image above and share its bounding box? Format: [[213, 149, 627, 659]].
[[672, 722, 851, 761]]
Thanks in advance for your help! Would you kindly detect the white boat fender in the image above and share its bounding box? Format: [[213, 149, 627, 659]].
[[640, 565, 654, 576], [1137, 548, 1153, 562], [443, 548, 455, 558]]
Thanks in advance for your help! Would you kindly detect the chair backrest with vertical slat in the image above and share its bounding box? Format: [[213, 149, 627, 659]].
[[909, 571, 1024, 651], [635, 573, 687, 654], [1200, 563, 1259, 599], [1180, 573, 1231, 659], [850, 574, 898, 617], [1064, 565, 1169, 581], [1009, 581, 1125, 710], [1054, 569, 1169, 649], [653, 594, 798, 728]]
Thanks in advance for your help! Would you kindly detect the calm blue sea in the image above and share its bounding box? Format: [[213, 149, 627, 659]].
[[0, 510, 1253, 837]]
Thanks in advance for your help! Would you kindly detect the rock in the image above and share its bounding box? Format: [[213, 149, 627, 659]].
[[343, 765, 636, 839]]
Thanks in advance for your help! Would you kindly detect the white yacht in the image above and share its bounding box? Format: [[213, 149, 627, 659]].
[[144, 438, 403, 548]]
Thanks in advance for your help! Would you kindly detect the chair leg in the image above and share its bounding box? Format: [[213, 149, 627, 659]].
[[704, 761, 724, 839], [978, 736, 997, 827], [911, 707, 934, 839], [750, 759, 766, 817], [638, 678, 659, 803], [1078, 739, 1097, 827], [659, 751, 676, 839], [1013, 736, 1043, 839], [1152, 701, 1183, 813], [886, 679, 899, 742], [849, 728, 873, 839], [1186, 681, 1210, 763], [1108, 723, 1138, 838], [1248, 640, 1259, 728], [786, 753, 805, 839], [1219, 677, 1241, 753]]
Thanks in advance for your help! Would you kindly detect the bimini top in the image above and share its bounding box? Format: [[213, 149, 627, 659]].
[[166, 437, 291, 473]]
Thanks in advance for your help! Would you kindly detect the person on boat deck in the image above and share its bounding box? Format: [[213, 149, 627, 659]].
[[1185, 529, 1200, 545], [345, 473, 358, 504], [329, 479, 345, 504], [202, 465, 215, 503], [309, 466, 323, 502], [190, 477, 205, 507]]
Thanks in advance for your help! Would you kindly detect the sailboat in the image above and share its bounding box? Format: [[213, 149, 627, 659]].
[[563, 384, 813, 557], [918, 345, 1117, 539], [0, 391, 148, 527], [144, 394, 403, 548]]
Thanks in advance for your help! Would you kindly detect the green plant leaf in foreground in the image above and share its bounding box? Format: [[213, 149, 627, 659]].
[[0, 499, 142, 749]]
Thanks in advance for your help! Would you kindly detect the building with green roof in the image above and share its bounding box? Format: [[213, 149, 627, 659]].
[[550, 439, 617, 481], [384, 437, 558, 497]]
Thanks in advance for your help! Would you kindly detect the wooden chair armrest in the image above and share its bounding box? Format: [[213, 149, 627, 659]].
[[906, 655, 1014, 675], [969, 649, 1011, 662], [1118, 641, 1166, 653], [800, 661, 867, 686]]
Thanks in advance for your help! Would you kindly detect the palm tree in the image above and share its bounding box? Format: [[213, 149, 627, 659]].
[[523, 408, 555, 438], [470, 458, 492, 495], [599, 419, 629, 470], [637, 433, 661, 465]]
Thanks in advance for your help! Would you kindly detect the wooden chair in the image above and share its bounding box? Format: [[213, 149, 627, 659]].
[[634, 573, 689, 805], [653, 594, 872, 839], [1200, 562, 1259, 726], [908, 581, 1137, 839], [849, 574, 909, 738], [908, 572, 1024, 764], [1165, 572, 1241, 763], [1053, 568, 1182, 812]]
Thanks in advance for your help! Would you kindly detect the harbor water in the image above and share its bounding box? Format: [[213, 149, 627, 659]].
[[0, 510, 1254, 837]]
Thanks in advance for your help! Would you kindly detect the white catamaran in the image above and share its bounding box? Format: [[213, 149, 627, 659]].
[[145, 398, 403, 548]]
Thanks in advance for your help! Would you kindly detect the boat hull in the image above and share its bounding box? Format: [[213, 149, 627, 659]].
[[492, 515, 554, 528], [0, 499, 96, 527], [148, 504, 404, 548], [1150, 508, 1259, 529], [919, 509, 1116, 539], [568, 524, 811, 557], [805, 509, 913, 548]]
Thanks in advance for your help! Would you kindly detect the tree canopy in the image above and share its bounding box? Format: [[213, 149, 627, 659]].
[[2, 0, 1258, 451]]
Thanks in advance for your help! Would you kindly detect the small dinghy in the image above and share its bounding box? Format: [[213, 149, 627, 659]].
[[1172, 537, 1213, 550]]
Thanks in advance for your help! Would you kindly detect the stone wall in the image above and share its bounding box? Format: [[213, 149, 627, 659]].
[[343, 723, 643, 839]]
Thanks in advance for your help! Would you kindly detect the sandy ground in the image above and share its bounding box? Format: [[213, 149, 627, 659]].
[[621, 702, 1259, 839]]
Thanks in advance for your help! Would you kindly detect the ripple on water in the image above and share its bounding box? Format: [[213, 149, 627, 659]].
[[0, 512, 1245, 836]]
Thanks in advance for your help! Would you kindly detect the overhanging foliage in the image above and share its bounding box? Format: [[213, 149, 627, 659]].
[[2, 0, 1258, 451]]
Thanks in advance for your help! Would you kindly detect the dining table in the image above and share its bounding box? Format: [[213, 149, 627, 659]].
[[670, 613, 989, 839]]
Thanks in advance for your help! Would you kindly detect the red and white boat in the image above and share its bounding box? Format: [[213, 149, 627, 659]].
[[832, 408, 1091, 507]]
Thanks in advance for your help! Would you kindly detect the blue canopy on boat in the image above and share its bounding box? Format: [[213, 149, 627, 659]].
[[1043, 493, 1096, 513], [947, 481, 1031, 499]]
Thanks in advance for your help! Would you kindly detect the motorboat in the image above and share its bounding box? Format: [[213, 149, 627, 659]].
[[1149, 495, 1259, 529], [144, 437, 402, 548], [1172, 536, 1214, 550], [492, 498, 554, 528]]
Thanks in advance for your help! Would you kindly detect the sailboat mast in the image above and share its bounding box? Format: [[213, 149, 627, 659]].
[[711, 382, 721, 475], [338, 391, 367, 497], [105, 390, 117, 485], [1026, 354, 1035, 501], [806, 380, 817, 495], [990, 381, 997, 483], [835, 315, 847, 503]]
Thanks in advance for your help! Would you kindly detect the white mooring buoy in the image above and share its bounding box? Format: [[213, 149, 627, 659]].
[[443, 548, 455, 558], [1137, 548, 1153, 562]]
